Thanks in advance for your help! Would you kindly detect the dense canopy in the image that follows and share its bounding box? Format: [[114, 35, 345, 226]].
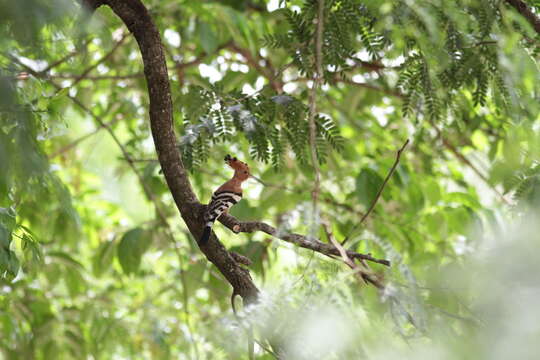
[[1, 0, 539, 359]]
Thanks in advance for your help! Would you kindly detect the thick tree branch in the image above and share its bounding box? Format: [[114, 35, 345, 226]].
[[82, 0, 259, 303], [504, 0, 540, 35]]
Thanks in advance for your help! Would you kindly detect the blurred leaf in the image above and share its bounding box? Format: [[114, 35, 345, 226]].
[[92, 239, 116, 277], [0, 223, 11, 249], [355, 168, 383, 207], [229, 199, 258, 220], [117, 228, 151, 275], [198, 21, 219, 54], [0, 207, 16, 230], [182, 262, 206, 292]]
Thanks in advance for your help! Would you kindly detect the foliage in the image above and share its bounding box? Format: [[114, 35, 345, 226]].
[[178, 86, 343, 169], [1, 0, 539, 359]]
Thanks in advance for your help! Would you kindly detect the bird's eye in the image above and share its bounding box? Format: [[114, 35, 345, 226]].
[[244, 171, 248, 174]]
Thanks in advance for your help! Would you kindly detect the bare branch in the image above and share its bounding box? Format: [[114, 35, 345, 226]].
[[49, 113, 120, 158], [342, 139, 409, 245], [291, 76, 403, 98], [218, 214, 390, 266], [227, 42, 283, 92], [307, 0, 325, 230], [322, 219, 385, 289], [69, 32, 129, 88], [49, 73, 144, 80]]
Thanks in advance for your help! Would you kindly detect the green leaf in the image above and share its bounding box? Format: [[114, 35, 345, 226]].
[[0, 206, 16, 231], [355, 168, 384, 208], [65, 268, 86, 297], [92, 240, 116, 277], [48, 251, 85, 270], [198, 21, 219, 54], [117, 228, 151, 275], [182, 262, 207, 292], [0, 223, 11, 249], [229, 199, 258, 220], [445, 192, 481, 209], [0, 248, 19, 280]]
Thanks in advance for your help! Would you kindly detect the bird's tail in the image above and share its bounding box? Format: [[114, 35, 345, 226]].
[[199, 221, 213, 244]]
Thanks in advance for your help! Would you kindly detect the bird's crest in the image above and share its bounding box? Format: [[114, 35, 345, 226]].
[[224, 154, 250, 175]]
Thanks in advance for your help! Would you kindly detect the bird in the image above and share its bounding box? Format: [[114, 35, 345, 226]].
[[199, 154, 250, 244]]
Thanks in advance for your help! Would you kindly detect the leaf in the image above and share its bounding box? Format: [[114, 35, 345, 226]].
[[0, 206, 16, 231], [407, 183, 425, 213], [182, 262, 207, 292], [117, 228, 151, 275], [198, 21, 219, 54], [0, 247, 19, 280], [48, 251, 85, 270], [65, 268, 86, 297], [355, 168, 384, 208], [229, 199, 259, 220], [92, 240, 116, 277], [0, 223, 11, 250]]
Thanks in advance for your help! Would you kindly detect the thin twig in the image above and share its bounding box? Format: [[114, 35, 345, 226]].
[[49, 114, 120, 158], [249, 174, 298, 193], [291, 76, 403, 98], [307, 0, 325, 233], [322, 218, 385, 289], [47, 42, 231, 82], [69, 32, 129, 89], [227, 42, 283, 92], [430, 121, 510, 205], [39, 38, 94, 74], [47, 73, 144, 80], [342, 139, 409, 245], [335, 77, 404, 98]]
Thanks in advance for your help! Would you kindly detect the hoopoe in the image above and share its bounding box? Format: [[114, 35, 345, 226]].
[[199, 154, 250, 244]]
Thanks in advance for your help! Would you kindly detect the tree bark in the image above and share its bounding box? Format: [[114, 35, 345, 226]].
[[504, 0, 540, 35]]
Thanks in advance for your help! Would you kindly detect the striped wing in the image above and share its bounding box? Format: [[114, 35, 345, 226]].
[[204, 190, 242, 223]]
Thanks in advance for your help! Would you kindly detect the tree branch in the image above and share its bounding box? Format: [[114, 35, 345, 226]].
[[40, 38, 94, 74], [306, 0, 325, 233], [504, 0, 540, 35], [80, 0, 259, 304], [218, 214, 390, 266], [360, 139, 409, 225], [430, 121, 511, 205], [227, 42, 283, 92], [69, 32, 129, 88], [49, 112, 120, 158], [322, 219, 385, 289], [342, 139, 409, 245]]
